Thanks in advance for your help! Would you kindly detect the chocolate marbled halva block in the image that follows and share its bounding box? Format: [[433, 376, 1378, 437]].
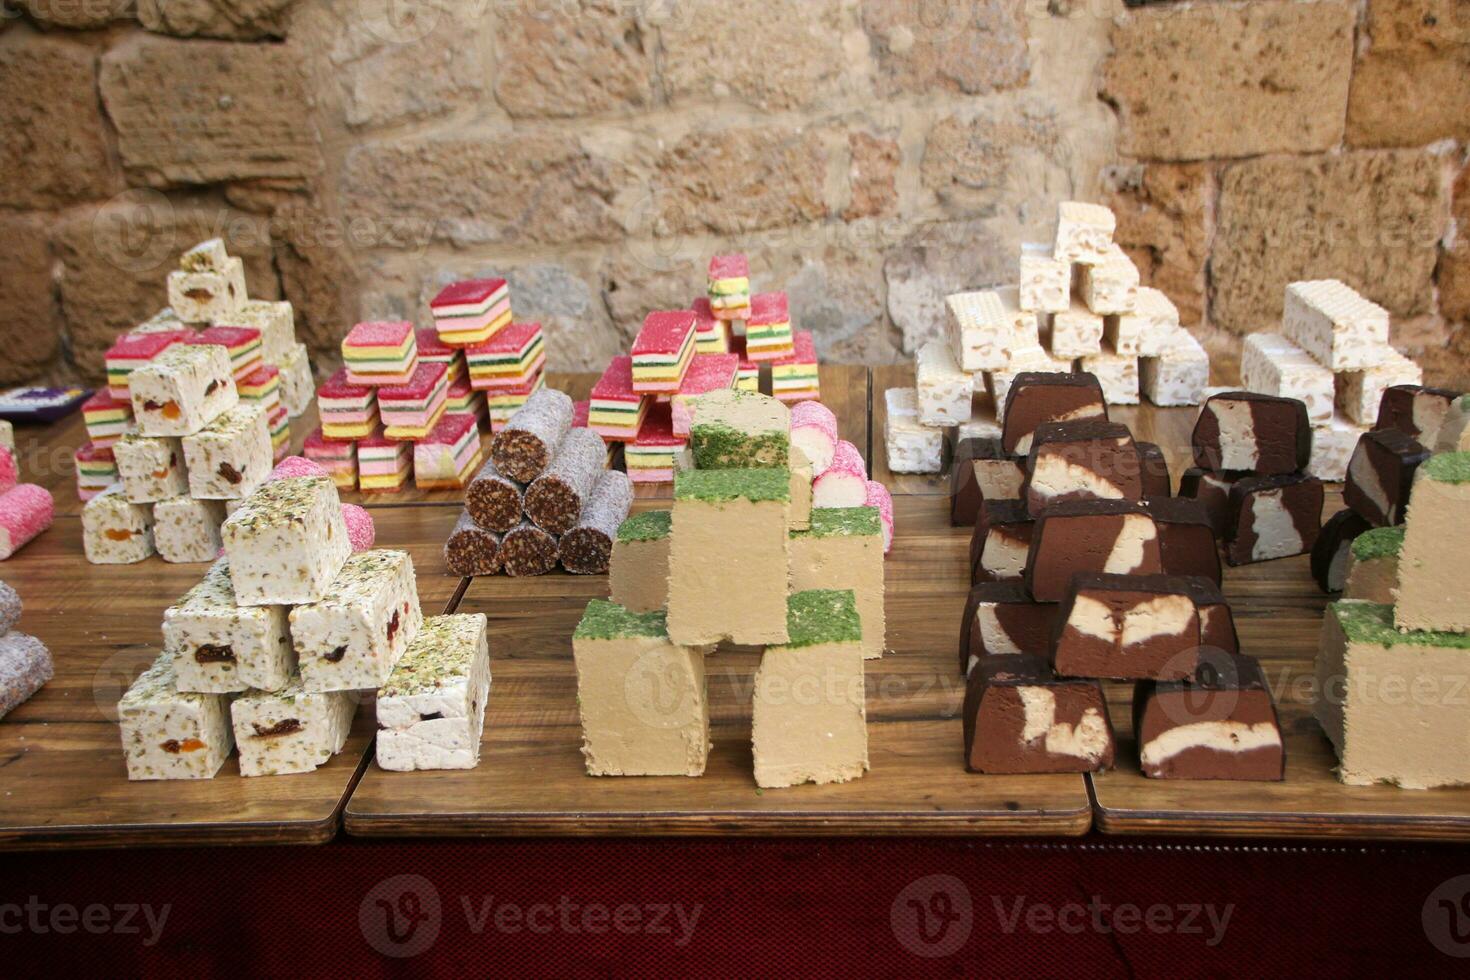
[[1311, 508, 1373, 594], [1135, 441, 1171, 498], [1375, 384, 1462, 450], [1000, 372, 1108, 455], [1021, 420, 1143, 515], [1343, 428, 1430, 528], [958, 580, 1058, 676], [968, 500, 1034, 585], [962, 653, 1114, 774], [1177, 577, 1240, 657], [1052, 573, 1201, 681], [949, 437, 1024, 526], [1224, 472, 1324, 566], [1191, 391, 1310, 476], [1178, 467, 1242, 539], [1023, 499, 1163, 602], [1134, 650, 1284, 781], [1142, 496, 1221, 584]]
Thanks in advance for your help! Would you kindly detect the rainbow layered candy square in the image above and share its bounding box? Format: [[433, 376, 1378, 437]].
[[625, 403, 688, 484], [358, 430, 412, 492], [588, 356, 648, 441], [197, 325, 264, 383], [770, 330, 819, 403], [317, 369, 379, 440], [378, 362, 449, 441], [486, 370, 546, 432], [82, 390, 133, 448], [415, 327, 465, 383], [631, 310, 696, 395], [105, 331, 191, 399], [690, 297, 730, 354], [343, 321, 418, 386], [707, 254, 751, 321], [466, 321, 544, 391], [413, 413, 483, 491], [429, 278, 511, 347], [304, 428, 356, 490], [745, 291, 794, 361]]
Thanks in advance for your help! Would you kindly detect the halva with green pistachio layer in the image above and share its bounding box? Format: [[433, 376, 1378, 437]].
[[572, 601, 710, 777], [376, 614, 492, 771], [1394, 452, 1470, 632], [118, 651, 235, 780], [1343, 525, 1404, 604], [689, 388, 790, 469], [230, 673, 357, 777], [165, 558, 295, 693], [751, 589, 868, 789], [221, 476, 351, 606], [789, 507, 886, 660], [609, 509, 671, 614], [290, 549, 423, 693]]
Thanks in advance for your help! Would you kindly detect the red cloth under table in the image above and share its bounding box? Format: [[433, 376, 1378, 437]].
[[2, 835, 1463, 976]]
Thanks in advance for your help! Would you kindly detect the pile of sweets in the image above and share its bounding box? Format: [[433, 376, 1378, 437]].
[[0, 579, 53, 719], [952, 372, 1284, 780], [444, 388, 633, 577], [585, 254, 820, 484], [1240, 279, 1426, 482], [115, 472, 493, 778], [0, 425, 54, 560], [1178, 389, 1325, 567], [578, 390, 893, 789], [1310, 383, 1467, 594], [83, 239, 315, 502], [1315, 451, 1470, 788], [884, 201, 1209, 475]]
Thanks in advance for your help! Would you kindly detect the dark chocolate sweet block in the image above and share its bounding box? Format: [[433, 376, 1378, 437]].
[[1191, 390, 1311, 476], [1311, 508, 1373, 594], [950, 437, 1025, 526], [962, 653, 1115, 774], [1000, 372, 1108, 455], [1224, 472, 1323, 566], [1143, 496, 1222, 585], [1132, 649, 1285, 781], [1177, 576, 1239, 656], [1136, 441, 1171, 498], [969, 500, 1034, 585], [959, 580, 1058, 676], [1022, 419, 1143, 515], [1052, 573, 1201, 681], [1343, 427, 1430, 528], [1376, 384, 1462, 448], [1023, 498, 1163, 602], [1178, 466, 1241, 538]]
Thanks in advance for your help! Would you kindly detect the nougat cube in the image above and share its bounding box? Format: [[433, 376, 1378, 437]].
[[113, 433, 188, 503], [290, 549, 423, 692], [688, 388, 790, 469], [117, 652, 234, 780], [1316, 602, 1470, 788], [609, 510, 671, 613], [1309, 412, 1371, 482], [1282, 279, 1391, 371], [376, 614, 491, 772], [1078, 244, 1139, 315], [573, 602, 709, 776], [1241, 333, 1334, 425], [945, 289, 1037, 372], [82, 485, 155, 564], [752, 590, 868, 789], [1047, 298, 1104, 357], [164, 558, 295, 693], [1078, 349, 1140, 405], [1053, 201, 1115, 265], [182, 403, 272, 499], [1107, 286, 1179, 357], [129, 344, 239, 437], [1141, 330, 1209, 407], [231, 676, 356, 777], [883, 386, 943, 474], [1336, 347, 1423, 425], [225, 299, 296, 364], [1019, 241, 1071, 313], [1394, 453, 1470, 632], [153, 495, 226, 564], [278, 342, 315, 417], [789, 507, 886, 660], [915, 339, 970, 426], [167, 255, 246, 323], [220, 476, 351, 606], [666, 469, 790, 646], [179, 237, 229, 273]]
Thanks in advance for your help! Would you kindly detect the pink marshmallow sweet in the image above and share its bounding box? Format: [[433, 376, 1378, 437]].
[[812, 439, 867, 508], [0, 484, 55, 560], [268, 455, 330, 482], [864, 479, 893, 555], [0, 447, 16, 494], [789, 400, 838, 475], [341, 503, 376, 552]]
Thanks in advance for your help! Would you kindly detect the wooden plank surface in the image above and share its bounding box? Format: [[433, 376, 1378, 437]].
[[0, 506, 461, 850], [344, 494, 1093, 837]]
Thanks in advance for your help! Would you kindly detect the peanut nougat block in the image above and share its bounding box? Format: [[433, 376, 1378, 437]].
[[118, 652, 234, 780], [573, 601, 709, 777], [751, 590, 868, 789], [376, 614, 491, 771]]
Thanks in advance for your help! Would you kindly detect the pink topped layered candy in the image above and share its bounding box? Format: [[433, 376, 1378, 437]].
[[343, 320, 418, 386], [429, 277, 512, 346], [625, 401, 686, 484], [466, 320, 545, 391], [358, 428, 412, 492], [378, 361, 449, 439], [588, 355, 648, 441], [303, 427, 357, 491], [690, 296, 729, 353], [196, 325, 264, 383], [415, 327, 464, 381], [707, 254, 751, 321], [413, 412, 483, 490], [631, 310, 697, 395], [317, 368, 379, 440]]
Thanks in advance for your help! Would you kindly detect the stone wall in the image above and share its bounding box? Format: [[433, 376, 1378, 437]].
[[1, 0, 1466, 389]]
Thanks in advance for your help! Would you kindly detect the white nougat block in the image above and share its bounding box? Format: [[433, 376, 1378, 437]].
[[153, 495, 227, 564], [117, 652, 234, 780], [375, 614, 492, 771], [1241, 332, 1335, 425], [1078, 348, 1140, 405], [82, 485, 155, 565], [224, 299, 296, 364], [221, 476, 351, 606], [180, 238, 230, 273], [114, 434, 189, 504], [945, 289, 1038, 373], [1307, 412, 1369, 482], [883, 387, 943, 474], [290, 549, 424, 693], [231, 677, 356, 777], [1078, 244, 1139, 316], [1282, 280, 1391, 371], [129, 344, 239, 438], [167, 255, 246, 324], [915, 340, 970, 426], [182, 403, 273, 500], [278, 343, 315, 418], [1335, 347, 1423, 425], [1019, 241, 1071, 313], [1053, 201, 1116, 266], [1048, 299, 1104, 358], [165, 558, 295, 693], [1140, 330, 1209, 407], [1109, 286, 1180, 357]]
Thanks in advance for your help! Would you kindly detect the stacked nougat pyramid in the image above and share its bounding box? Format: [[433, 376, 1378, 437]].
[[1317, 450, 1470, 789], [572, 390, 891, 789], [1240, 279, 1421, 481], [116, 474, 492, 780], [885, 201, 1210, 475]]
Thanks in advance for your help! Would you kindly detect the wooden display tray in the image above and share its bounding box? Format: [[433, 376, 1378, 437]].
[[343, 494, 1093, 837]]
